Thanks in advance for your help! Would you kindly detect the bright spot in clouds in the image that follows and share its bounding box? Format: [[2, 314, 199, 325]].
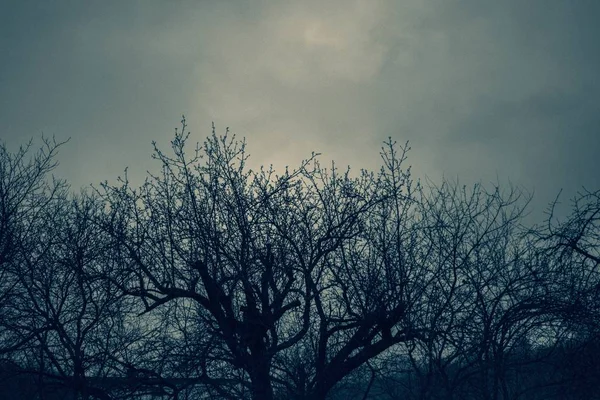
[[0, 0, 599, 222]]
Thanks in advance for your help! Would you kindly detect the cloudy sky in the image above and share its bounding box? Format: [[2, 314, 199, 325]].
[[1, 0, 599, 221]]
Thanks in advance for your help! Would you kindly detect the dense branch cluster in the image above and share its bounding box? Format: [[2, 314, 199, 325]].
[[1, 119, 598, 400]]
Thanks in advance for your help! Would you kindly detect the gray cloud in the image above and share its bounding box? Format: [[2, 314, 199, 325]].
[[1, 0, 598, 221]]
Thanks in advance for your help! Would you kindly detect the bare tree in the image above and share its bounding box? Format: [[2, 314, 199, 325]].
[[540, 189, 600, 398], [376, 182, 567, 400], [3, 123, 599, 400], [96, 118, 425, 400], [0, 137, 68, 355], [544, 189, 600, 333], [276, 139, 423, 400], [9, 190, 143, 400]]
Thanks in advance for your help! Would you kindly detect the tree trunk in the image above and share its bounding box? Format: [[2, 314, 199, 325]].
[[249, 357, 274, 400]]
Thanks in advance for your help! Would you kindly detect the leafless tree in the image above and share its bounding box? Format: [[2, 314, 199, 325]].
[[377, 182, 567, 400], [0, 137, 68, 355], [276, 139, 423, 400], [543, 188, 600, 334], [96, 118, 425, 400], [540, 189, 600, 398], [9, 190, 145, 400], [5, 120, 597, 400]]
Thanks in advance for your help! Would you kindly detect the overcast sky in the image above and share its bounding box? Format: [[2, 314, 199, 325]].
[[1, 0, 599, 222]]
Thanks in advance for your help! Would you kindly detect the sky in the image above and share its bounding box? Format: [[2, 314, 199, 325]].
[[1, 0, 599, 222]]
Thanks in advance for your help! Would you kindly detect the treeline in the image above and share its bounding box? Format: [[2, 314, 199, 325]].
[[0, 119, 598, 400]]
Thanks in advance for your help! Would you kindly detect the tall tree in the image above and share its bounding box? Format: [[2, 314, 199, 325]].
[[97, 119, 421, 400]]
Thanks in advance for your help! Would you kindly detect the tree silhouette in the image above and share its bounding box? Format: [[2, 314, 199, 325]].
[[1, 119, 599, 399], [95, 118, 423, 400], [0, 137, 68, 356]]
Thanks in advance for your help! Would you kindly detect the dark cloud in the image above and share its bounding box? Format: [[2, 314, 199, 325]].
[[1, 0, 598, 222]]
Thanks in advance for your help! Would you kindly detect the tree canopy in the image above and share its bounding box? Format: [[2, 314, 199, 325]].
[[1, 118, 599, 400]]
